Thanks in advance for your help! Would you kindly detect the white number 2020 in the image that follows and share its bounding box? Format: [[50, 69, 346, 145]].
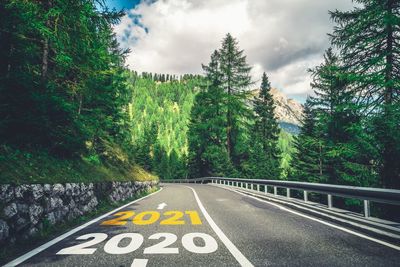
[[56, 232, 218, 255]]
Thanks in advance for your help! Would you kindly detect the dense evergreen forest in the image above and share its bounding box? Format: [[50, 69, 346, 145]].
[[0, 0, 399, 204]]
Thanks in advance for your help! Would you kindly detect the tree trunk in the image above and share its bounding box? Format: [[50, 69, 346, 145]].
[[384, 0, 394, 105], [41, 38, 49, 82], [78, 93, 83, 115], [382, 0, 398, 189], [41, 0, 51, 83], [226, 109, 232, 157]]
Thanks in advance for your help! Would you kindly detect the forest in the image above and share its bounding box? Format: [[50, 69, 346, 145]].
[[0, 0, 399, 205]]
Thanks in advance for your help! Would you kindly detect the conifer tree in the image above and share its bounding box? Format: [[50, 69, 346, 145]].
[[330, 0, 400, 188], [292, 99, 327, 183], [308, 48, 377, 186], [188, 50, 236, 177], [218, 33, 252, 161], [247, 73, 281, 179]]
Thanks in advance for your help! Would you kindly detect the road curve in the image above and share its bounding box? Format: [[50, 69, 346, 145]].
[[5, 184, 400, 267]]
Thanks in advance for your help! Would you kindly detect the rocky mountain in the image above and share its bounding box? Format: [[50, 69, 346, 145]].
[[250, 88, 304, 134], [270, 88, 303, 125]]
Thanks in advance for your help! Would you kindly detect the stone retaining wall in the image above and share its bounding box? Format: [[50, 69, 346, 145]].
[[0, 180, 158, 245]]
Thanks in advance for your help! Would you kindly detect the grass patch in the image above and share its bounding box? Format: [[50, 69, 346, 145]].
[[0, 145, 158, 184], [0, 186, 160, 265]]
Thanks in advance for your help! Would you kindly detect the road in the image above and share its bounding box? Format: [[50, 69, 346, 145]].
[[5, 184, 400, 267]]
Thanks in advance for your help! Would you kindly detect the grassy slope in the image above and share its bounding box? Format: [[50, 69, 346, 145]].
[[0, 146, 158, 184]]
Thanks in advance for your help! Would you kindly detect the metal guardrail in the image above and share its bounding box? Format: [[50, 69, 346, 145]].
[[162, 177, 400, 218]]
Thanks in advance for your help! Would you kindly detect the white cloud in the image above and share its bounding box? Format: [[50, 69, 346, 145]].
[[115, 0, 356, 101]]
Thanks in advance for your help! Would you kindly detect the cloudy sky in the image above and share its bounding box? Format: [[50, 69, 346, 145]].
[[107, 0, 356, 102]]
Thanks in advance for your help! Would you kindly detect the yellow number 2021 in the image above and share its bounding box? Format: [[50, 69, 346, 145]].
[[101, 210, 202, 226]]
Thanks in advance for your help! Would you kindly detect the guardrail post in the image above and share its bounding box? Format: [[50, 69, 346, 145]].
[[265, 185, 268, 194], [287, 188, 290, 198], [274, 186, 277, 195], [257, 184, 260, 192], [304, 190, 308, 202], [327, 194, 333, 209], [364, 200, 370, 218]]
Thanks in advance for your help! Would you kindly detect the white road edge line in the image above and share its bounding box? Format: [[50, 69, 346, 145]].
[[3, 187, 163, 267], [215, 185, 400, 252], [185, 186, 254, 267]]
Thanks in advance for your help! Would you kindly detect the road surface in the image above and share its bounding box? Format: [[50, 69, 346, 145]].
[[5, 184, 400, 266]]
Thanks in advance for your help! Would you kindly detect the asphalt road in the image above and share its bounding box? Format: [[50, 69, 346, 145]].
[[5, 184, 400, 267]]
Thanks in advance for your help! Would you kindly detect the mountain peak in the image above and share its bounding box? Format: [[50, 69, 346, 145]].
[[251, 88, 304, 126]]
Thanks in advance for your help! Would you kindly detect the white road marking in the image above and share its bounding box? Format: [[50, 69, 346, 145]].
[[217, 185, 400, 252], [3, 187, 163, 267], [144, 233, 179, 254], [186, 186, 254, 267], [131, 258, 148, 267], [182, 233, 218, 254], [157, 202, 167, 209], [103, 233, 144, 255]]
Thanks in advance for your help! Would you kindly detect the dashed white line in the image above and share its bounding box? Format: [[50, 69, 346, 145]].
[[131, 258, 148, 267], [3, 188, 163, 267], [186, 186, 254, 267], [157, 202, 167, 210]]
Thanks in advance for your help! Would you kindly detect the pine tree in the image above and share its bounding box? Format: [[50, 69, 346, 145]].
[[0, 0, 128, 157], [330, 0, 400, 188], [247, 73, 281, 179], [292, 98, 328, 183], [188, 50, 235, 177], [218, 33, 252, 161], [308, 48, 377, 187]]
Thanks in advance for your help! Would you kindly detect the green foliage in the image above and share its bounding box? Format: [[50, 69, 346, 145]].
[[0, 145, 158, 184], [188, 35, 255, 177], [0, 1, 158, 183], [330, 0, 400, 188], [292, 49, 378, 187], [0, 0, 130, 156], [245, 73, 281, 179], [278, 130, 295, 179], [126, 72, 201, 179]]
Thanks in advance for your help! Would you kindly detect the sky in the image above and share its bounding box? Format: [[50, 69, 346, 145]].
[[107, 0, 356, 102]]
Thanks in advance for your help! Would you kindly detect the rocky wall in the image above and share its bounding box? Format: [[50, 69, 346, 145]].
[[0, 180, 158, 245]]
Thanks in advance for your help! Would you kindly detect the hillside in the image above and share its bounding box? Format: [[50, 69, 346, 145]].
[[0, 145, 158, 185]]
